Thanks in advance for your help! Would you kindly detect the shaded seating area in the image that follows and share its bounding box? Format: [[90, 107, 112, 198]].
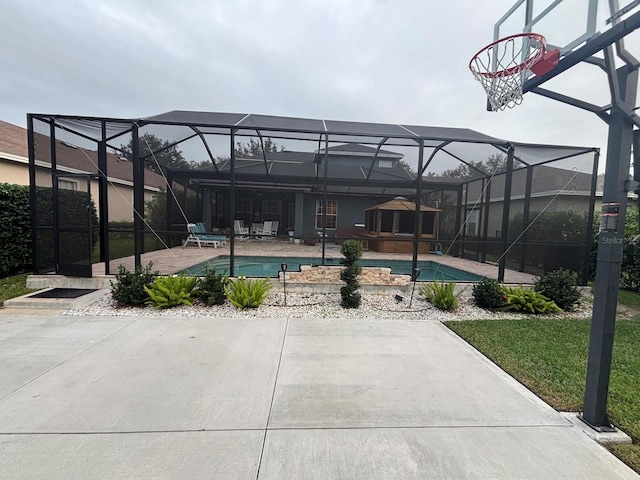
[[183, 223, 228, 248]]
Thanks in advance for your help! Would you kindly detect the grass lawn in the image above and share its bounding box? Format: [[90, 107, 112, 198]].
[[445, 315, 640, 473], [0, 273, 36, 306]]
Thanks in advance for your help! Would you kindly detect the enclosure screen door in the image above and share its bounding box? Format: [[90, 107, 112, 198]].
[[55, 174, 93, 277]]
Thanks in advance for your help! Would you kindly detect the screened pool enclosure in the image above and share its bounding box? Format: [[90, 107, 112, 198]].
[[27, 111, 598, 284]]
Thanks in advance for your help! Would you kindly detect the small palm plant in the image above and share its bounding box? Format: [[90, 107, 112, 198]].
[[224, 276, 272, 309], [144, 274, 197, 309], [421, 280, 461, 311]]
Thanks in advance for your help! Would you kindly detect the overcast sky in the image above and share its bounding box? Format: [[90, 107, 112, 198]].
[[2, 0, 640, 172]]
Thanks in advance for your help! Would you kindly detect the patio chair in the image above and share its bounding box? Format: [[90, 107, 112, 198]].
[[194, 222, 227, 245], [255, 221, 274, 239], [270, 221, 279, 236], [234, 220, 249, 239], [183, 223, 221, 249]]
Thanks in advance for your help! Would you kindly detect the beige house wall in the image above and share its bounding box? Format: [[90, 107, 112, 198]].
[[1, 153, 161, 222], [0, 157, 29, 184]]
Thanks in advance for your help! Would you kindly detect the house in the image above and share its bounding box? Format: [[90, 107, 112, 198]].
[[184, 143, 420, 240], [0, 120, 168, 222]]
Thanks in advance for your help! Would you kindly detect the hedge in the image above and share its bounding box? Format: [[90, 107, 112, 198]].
[[0, 183, 32, 277]]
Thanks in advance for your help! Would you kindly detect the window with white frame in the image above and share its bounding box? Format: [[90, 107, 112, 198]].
[[58, 179, 78, 191], [315, 200, 337, 229], [378, 159, 392, 168], [234, 198, 252, 214], [466, 209, 478, 236]]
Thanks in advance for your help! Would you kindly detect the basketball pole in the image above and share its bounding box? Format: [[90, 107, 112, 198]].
[[582, 62, 638, 430]]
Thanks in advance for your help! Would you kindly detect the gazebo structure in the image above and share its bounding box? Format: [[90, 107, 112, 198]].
[[362, 197, 440, 254], [26, 111, 599, 284]]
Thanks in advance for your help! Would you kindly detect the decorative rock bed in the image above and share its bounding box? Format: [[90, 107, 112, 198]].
[[64, 290, 593, 322]]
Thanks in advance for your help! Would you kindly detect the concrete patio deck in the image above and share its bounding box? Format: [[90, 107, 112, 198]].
[[0, 311, 636, 479], [27, 238, 535, 290]]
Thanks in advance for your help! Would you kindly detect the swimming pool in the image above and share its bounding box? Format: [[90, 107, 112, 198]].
[[182, 256, 482, 282]]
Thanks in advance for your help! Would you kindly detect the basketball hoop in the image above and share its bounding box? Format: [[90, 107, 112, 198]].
[[469, 33, 559, 111]]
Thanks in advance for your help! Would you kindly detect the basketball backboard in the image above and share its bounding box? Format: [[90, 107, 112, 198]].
[[472, 0, 640, 110], [495, 0, 640, 58]]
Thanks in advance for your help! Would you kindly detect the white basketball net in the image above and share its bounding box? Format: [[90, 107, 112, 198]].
[[470, 34, 546, 111]]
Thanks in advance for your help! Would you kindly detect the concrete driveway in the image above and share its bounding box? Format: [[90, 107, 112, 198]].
[[0, 311, 637, 479]]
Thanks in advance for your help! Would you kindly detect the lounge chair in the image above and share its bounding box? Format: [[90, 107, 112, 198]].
[[255, 221, 274, 239], [194, 222, 227, 245], [234, 220, 249, 239], [184, 223, 221, 248]]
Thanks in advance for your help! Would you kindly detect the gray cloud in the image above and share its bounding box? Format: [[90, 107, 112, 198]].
[[1, 0, 638, 172]]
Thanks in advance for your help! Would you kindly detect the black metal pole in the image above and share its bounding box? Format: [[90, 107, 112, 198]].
[[132, 123, 144, 269], [498, 146, 514, 283], [519, 166, 533, 272], [409, 267, 420, 308], [412, 140, 425, 274], [229, 129, 236, 277], [27, 115, 38, 273], [582, 66, 638, 429], [281, 263, 287, 306], [322, 134, 328, 265], [50, 119, 60, 273], [98, 121, 109, 273]]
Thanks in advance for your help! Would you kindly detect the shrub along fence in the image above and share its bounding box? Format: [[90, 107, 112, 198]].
[[0, 183, 31, 277]]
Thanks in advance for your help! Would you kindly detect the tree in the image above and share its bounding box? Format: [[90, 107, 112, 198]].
[[234, 137, 283, 157], [121, 133, 192, 174], [398, 159, 416, 176]]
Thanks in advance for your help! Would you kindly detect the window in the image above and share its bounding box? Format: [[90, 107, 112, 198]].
[[466, 209, 478, 236], [421, 211, 436, 235], [380, 210, 394, 232], [262, 199, 281, 221], [315, 200, 337, 229], [235, 198, 252, 214], [395, 211, 414, 234], [58, 179, 77, 191], [234, 198, 253, 225], [378, 159, 392, 168]]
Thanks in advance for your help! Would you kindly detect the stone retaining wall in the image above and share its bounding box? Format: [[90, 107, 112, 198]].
[[281, 265, 410, 286]]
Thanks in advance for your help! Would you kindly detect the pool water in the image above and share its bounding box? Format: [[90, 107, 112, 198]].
[[182, 256, 482, 282]]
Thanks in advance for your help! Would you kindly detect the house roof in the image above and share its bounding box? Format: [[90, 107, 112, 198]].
[[137, 111, 508, 147], [0, 120, 168, 190], [0, 120, 28, 158], [365, 197, 440, 212], [321, 143, 403, 158], [214, 145, 415, 183]]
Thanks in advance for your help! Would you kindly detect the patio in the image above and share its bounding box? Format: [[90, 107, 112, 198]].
[[90, 238, 535, 284]]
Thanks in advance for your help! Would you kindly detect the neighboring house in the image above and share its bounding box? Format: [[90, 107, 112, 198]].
[[450, 166, 635, 240], [0, 120, 167, 222]]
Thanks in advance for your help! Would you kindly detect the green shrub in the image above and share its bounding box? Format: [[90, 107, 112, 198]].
[[472, 277, 505, 309], [195, 266, 228, 305], [0, 183, 32, 277], [421, 281, 461, 311], [224, 276, 272, 309], [110, 262, 157, 307], [499, 286, 562, 314], [535, 268, 581, 311], [340, 240, 363, 309], [144, 274, 197, 309], [621, 242, 640, 291]]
